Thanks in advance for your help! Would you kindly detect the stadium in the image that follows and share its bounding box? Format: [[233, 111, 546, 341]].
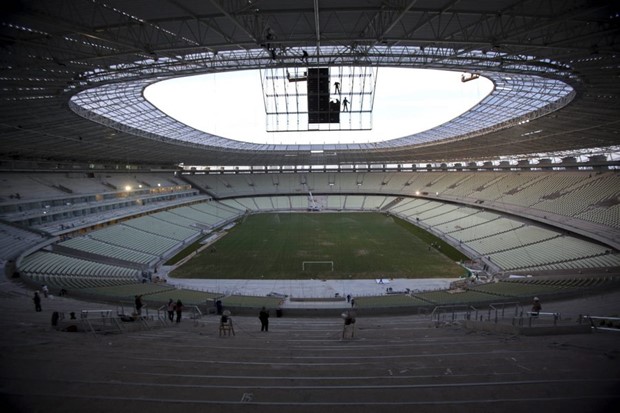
[[0, 1, 619, 412]]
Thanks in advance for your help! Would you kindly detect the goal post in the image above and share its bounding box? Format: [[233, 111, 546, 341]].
[[302, 261, 334, 272]]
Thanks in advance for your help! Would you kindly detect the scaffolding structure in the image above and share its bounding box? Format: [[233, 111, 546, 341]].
[[260, 66, 377, 132]]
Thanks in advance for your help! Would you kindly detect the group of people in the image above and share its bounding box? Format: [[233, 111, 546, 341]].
[[32, 288, 544, 334], [220, 297, 542, 337], [166, 298, 184, 323], [218, 305, 269, 333], [136, 295, 184, 322], [346, 294, 355, 307], [332, 82, 349, 111], [137, 295, 183, 322], [221, 306, 347, 336]]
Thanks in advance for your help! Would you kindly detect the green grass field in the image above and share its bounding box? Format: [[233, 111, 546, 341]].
[[170, 212, 468, 280]]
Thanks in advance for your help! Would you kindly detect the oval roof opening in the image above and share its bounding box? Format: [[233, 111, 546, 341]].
[[144, 68, 493, 145]]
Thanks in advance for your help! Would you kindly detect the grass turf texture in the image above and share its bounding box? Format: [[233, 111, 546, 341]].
[[170, 212, 467, 280]]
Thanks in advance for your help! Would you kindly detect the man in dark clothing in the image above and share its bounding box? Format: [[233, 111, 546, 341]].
[[175, 299, 183, 323], [134, 295, 143, 315], [33, 291, 42, 312], [259, 307, 270, 332], [531, 297, 542, 316]]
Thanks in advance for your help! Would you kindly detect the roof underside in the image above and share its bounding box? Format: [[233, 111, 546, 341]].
[[0, 0, 618, 167]]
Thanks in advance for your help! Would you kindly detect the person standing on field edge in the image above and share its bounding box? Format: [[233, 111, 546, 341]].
[[259, 307, 270, 332]]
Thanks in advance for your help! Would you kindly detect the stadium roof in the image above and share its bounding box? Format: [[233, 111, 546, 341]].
[[1, 0, 619, 167]]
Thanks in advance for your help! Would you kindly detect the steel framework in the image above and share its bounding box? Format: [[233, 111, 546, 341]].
[[0, 0, 618, 167]]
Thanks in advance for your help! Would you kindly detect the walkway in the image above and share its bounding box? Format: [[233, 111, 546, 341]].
[[158, 265, 457, 308]]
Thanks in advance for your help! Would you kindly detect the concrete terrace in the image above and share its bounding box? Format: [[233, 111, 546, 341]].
[[1, 264, 620, 413]]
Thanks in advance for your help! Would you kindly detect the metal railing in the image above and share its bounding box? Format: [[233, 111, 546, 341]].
[[487, 302, 522, 323], [77, 302, 209, 336], [579, 315, 620, 332], [430, 305, 478, 322], [513, 311, 561, 327], [157, 304, 203, 323], [189, 305, 203, 319], [156, 305, 173, 326], [80, 309, 123, 336]]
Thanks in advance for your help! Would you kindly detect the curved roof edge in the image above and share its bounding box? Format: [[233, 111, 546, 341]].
[[69, 46, 575, 153]]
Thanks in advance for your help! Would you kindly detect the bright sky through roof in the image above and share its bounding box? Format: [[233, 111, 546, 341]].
[[144, 68, 493, 145]]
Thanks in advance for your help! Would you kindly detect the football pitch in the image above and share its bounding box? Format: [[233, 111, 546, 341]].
[[170, 212, 468, 280]]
